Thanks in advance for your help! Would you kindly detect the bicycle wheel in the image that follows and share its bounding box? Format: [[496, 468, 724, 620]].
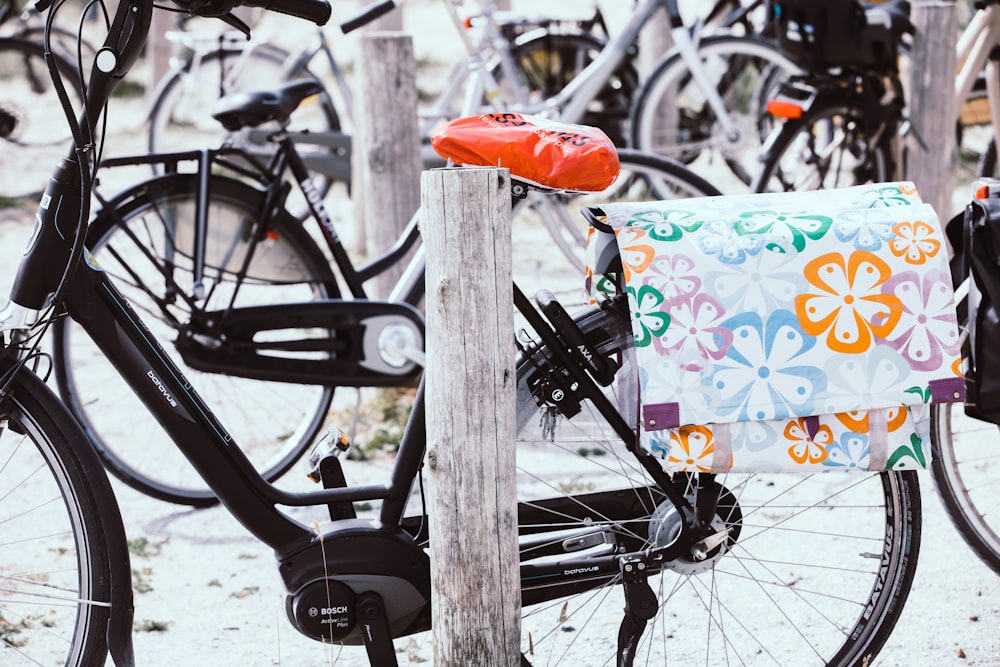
[[515, 300, 921, 665], [753, 103, 893, 193], [930, 314, 1000, 572], [493, 30, 639, 147], [0, 36, 84, 198], [0, 357, 117, 666], [510, 149, 723, 276], [148, 43, 339, 156], [52, 174, 339, 507], [630, 34, 801, 194]]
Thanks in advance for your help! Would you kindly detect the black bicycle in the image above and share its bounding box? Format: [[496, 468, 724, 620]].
[[49, 75, 722, 506], [0, 0, 921, 664]]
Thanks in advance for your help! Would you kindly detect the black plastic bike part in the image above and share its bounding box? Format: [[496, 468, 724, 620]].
[[358, 592, 399, 667], [192, 0, 331, 25], [305, 431, 358, 521], [535, 288, 615, 386], [211, 79, 325, 131], [339, 0, 396, 34], [617, 554, 658, 667], [278, 519, 432, 644], [287, 577, 357, 640], [175, 300, 424, 386], [693, 473, 722, 529]]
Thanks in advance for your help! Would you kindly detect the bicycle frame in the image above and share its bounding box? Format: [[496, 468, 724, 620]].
[[0, 0, 696, 613], [98, 138, 427, 303], [956, 3, 1000, 146]]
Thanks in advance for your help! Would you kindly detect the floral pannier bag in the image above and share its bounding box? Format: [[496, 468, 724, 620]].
[[584, 182, 965, 473]]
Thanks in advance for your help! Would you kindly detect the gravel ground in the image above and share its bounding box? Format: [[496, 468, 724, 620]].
[[1, 1, 999, 665]]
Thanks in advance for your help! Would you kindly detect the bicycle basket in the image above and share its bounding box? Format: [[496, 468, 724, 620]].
[[585, 182, 964, 473], [773, 0, 901, 71]]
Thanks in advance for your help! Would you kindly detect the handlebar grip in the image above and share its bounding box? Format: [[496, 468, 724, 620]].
[[340, 0, 397, 34], [241, 0, 331, 25]]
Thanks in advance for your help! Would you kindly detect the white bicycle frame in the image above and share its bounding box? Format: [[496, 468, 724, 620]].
[[956, 4, 1000, 149]]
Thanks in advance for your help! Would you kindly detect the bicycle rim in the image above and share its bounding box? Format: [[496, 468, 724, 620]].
[[514, 303, 921, 665], [930, 320, 1000, 572], [0, 37, 83, 198], [630, 35, 801, 194], [0, 360, 113, 666], [52, 175, 338, 506], [754, 104, 891, 193]]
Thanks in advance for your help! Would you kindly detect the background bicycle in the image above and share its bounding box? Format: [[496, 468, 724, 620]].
[[748, 0, 1000, 575], [0, 0, 998, 665], [143, 0, 801, 264], [54, 91, 721, 506], [0, 0, 94, 197]]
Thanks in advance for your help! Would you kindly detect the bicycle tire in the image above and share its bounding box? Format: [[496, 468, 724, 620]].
[[978, 136, 998, 179], [52, 174, 339, 507], [148, 43, 340, 156], [629, 34, 801, 193], [494, 29, 639, 148], [752, 102, 893, 193], [0, 36, 84, 198], [510, 149, 723, 277], [515, 301, 921, 665], [0, 355, 117, 666], [930, 313, 1000, 573]]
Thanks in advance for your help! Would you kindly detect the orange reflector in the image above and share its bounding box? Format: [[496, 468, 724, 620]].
[[766, 99, 803, 119], [266, 230, 280, 240], [976, 184, 990, 199], [463, 16, 473, 29]]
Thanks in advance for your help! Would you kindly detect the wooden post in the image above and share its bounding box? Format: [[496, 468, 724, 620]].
[[907, 1, 958, 218], [422, 166, 520, 666], [147, 8, 171, 102], [354, 33, 422, 297]]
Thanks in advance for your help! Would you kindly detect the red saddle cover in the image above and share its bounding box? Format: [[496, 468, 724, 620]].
[[430, 113, 620, 192]]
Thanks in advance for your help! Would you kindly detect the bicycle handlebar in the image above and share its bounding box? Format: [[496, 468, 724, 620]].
[[339, 0, 397, 34], [6, 0, 332, 311], [171, 0, 331, 25]]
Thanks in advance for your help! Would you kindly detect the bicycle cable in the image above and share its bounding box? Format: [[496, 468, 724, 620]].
[[1, 0, 105, 397]]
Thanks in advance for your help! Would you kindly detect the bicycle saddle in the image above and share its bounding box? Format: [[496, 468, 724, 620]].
[[430, 113, 620, 192], [211, 80, 325, 131]]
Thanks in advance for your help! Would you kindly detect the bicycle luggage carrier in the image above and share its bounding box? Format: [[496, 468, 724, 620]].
[[584, 182, 964, 473]]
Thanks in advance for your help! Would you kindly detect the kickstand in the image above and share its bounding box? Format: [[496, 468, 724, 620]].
[[617, 555, 658, 667], [357, 592, 398, 667]]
